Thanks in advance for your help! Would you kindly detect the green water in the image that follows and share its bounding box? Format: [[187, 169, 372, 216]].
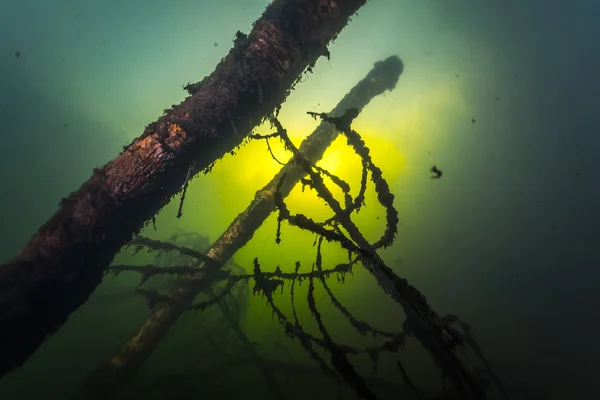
[[1, 0, 599, 399]]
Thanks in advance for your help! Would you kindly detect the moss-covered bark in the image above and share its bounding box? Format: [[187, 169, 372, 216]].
[[0, 0, 368, 380]]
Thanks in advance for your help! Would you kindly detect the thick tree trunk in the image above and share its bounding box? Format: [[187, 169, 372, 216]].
[[0, 0, 368, 380], [74, 56, 403, 399]]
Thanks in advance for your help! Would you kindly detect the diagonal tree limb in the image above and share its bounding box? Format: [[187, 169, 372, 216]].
[[272, 117, 488, 399], [0, 0, 369, 379], [74, 55, 403, 399]]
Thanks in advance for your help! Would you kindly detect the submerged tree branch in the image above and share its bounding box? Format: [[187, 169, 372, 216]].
[[74, 55, 403, 399], [0, 0, 369, 379]]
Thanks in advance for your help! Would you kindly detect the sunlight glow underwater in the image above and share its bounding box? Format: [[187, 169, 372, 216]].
[[138, 69, 469, 281]]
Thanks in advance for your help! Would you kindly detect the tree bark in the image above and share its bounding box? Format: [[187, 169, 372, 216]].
[[0, 0, 368, 380], [74, 56, 403, 399]]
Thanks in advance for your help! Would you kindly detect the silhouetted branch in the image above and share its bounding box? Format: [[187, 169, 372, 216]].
[[75, 53, 403, 399]]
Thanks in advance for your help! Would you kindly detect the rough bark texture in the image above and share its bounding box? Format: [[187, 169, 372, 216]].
[[0, 0, 368, 380], [74, 56, 403, 399]]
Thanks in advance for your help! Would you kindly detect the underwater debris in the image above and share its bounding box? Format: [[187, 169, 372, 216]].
[[250, 253, 414, 399], [114, 232, 251, 338], [431, 165, 443, 179], [270, 106, 494, 398], [128, 235, 223, 269], [134, 288, 176, 309], [176, 161, 196, 218], [74, 53, 402, 399], [306, 260, 378, 400], [78, 52, 504, 400], [108, 264, 202, 287], [0, 0, 371, 380]]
